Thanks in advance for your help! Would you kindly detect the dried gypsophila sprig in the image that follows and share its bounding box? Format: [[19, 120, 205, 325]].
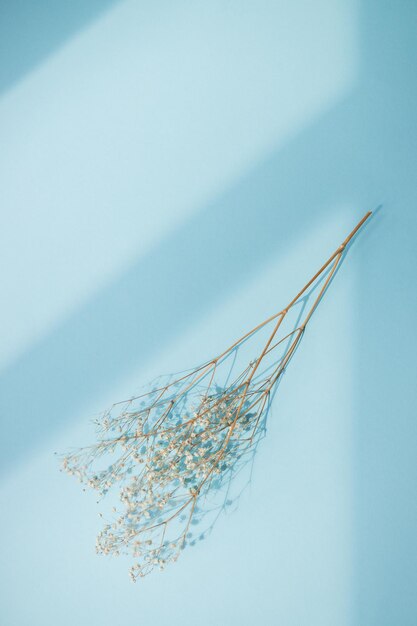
[[60, 211, 372, 581]]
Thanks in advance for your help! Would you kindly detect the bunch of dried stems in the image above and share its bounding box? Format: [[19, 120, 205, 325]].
[[61, 211, 371, 581]]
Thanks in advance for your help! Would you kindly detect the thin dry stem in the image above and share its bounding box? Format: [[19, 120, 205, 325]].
[[60, 211, 372, 581]]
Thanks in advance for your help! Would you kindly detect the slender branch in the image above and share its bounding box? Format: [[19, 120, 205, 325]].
[[60, 211, 372, 581]]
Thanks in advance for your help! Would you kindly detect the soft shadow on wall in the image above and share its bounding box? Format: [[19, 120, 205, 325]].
[[0, 0, 121, 95], [353, 2, 417, 624], [0, 135, 340, 474], [0, 0, 356, 474]]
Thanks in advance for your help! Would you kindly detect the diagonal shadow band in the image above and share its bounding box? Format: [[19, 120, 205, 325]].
[[2, 0, 413, 481], [0, 0, 122, 96], [0, 95, 365, 476]]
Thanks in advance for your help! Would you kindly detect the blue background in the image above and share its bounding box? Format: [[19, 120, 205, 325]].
[[0, 1, 416, 624]]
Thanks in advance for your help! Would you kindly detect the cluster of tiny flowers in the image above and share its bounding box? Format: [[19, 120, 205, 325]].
[[60, 213, 366, 582], [61, 366, 268, 581]]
